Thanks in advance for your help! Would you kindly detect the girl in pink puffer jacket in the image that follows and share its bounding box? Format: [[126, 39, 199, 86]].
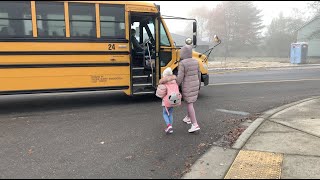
[[156, 67, 179, 134]]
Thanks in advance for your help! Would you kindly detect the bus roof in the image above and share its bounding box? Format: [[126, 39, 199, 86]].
[[69, 1, 156, 7]]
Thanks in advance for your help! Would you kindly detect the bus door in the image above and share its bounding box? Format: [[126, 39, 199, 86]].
[[129, 12, 160, 95], [158, 18, 178, 76]]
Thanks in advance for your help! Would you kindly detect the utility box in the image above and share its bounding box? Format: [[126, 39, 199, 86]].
[[290, 42, 308, 64]]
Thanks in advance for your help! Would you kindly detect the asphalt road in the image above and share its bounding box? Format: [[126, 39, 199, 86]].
[[210, 66, 320, 85], [0, 67, 320, 178]]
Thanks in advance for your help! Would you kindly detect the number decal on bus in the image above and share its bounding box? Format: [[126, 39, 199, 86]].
[[108, 44, 115, 50]]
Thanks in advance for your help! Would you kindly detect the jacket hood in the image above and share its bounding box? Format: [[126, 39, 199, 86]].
[[163, 67, 173, 77], [180, 45, 193, 59], [159, 75, 177, 84]]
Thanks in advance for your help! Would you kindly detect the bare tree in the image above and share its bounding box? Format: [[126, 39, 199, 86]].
[[188, 6, 210, 40], [264, 10, 305, 57], [206, 1, 264, 57], [308, 1, 320, 16]]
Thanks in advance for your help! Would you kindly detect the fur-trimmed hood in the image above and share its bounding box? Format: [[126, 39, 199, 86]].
[[159, 75, 177, 84]]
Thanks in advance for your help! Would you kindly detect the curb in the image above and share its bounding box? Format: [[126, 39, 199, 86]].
[[208, 64, 320, 75], [232, 96, 320, 149], [181, 96, 320, 179], [208, 68, 260, 75], [182, 96, 320, 179], [208, 68, 258, 75]]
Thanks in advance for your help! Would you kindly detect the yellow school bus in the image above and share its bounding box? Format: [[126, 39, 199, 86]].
[[0, 1, 210, 96]]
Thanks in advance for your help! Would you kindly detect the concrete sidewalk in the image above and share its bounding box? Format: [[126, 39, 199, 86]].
[[182, 96, 320, 179]]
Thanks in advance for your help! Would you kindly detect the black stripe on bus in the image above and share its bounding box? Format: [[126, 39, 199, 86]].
[[0, 63, 130, 69], [0, 51, 130, 55], [0, 86, 129, 95], [0, 38, 129, 43]]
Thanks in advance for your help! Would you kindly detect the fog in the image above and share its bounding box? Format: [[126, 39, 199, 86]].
[[146, 1, 319, 58], [148, 1, 309, 34]]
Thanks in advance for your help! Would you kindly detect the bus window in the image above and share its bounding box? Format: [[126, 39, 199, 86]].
[[36, 2, 65, 38], [0, 13, 10, 36], [0, 1, 32, 38], [69, 3, 96, 38], [131, 22, 140, 42], [144, 22, 155, 42], [142, 18, 155, 45], [100, 4, 125, 39], [160, 21, 170, 47], [131, 18, 155, 44]]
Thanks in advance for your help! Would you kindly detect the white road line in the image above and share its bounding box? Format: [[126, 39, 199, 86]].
[[215, 109, 250, 116], [208, 78, 320, 86]]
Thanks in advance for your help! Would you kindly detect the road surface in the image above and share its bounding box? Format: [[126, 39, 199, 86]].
[[0, 66, 320, 178]]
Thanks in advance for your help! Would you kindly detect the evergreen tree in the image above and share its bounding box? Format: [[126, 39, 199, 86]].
[[206, 1, 264, 56]]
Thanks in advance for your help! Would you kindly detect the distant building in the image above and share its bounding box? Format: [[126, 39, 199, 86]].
[[297, 15, 320, 57]]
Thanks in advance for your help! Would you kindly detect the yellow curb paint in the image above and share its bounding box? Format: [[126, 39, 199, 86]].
[[224, 150, 283, 179]]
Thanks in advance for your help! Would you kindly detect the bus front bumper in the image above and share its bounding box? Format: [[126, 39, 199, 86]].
[[202, 74, 209, 86]]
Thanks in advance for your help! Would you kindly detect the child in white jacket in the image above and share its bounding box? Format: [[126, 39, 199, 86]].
[[156, 67, 178, 134]]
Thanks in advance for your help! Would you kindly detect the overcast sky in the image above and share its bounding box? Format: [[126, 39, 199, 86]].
[[145, 1, 311, 38]]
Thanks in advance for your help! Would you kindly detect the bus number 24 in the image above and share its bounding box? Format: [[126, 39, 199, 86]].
[[108, 44, 115, 50]]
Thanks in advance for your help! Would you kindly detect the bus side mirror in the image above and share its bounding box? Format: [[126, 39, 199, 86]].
[[185, 38, 192, 45], [193, 21, 197, 33], [186, 36, 197, 46], [213, 35, 221, 43], [193, 21, 197, 46]]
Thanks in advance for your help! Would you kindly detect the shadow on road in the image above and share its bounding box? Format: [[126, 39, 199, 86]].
[[0, 88, 209, 116], [0, 91, 160, 115]]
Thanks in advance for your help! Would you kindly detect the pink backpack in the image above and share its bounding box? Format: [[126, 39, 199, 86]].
[[163, 83, 182, 115]]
